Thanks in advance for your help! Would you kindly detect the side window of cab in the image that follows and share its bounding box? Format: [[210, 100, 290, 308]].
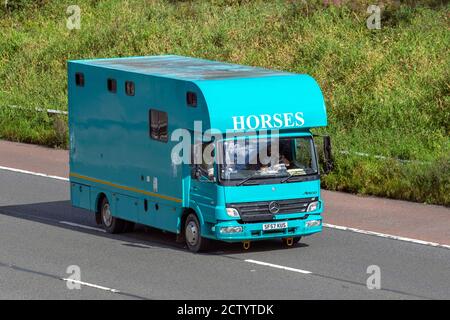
[[192, 142, 215, 182]]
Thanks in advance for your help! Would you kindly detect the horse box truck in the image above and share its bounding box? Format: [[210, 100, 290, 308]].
[[68, 55, 331, 252]]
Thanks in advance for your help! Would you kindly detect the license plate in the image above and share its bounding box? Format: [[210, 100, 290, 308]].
[[262, 222, 288, 231]]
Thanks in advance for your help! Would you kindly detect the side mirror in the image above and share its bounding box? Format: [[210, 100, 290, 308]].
[[191, 165, 216, 182], [323, 136, 334, 174]]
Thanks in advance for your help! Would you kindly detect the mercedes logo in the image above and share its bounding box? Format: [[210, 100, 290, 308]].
[[268, 201, 280, 214]]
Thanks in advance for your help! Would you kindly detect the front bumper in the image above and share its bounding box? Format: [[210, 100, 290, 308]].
[[213, 214, 322, 242]]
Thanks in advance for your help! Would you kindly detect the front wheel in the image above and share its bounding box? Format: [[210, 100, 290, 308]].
[[100, 197, 125, 234], [184, 213, 210, 253]]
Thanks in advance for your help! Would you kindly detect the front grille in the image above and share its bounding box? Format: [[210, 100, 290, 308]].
[[228, 197, 316, 222]]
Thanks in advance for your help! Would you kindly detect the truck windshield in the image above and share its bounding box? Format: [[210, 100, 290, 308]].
[[220, 136, 318, 184]]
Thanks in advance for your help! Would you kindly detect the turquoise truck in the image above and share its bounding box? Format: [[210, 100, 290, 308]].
[[68, 55, 332, 252]]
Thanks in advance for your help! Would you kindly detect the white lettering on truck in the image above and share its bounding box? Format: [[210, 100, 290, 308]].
[[232, 112, 304, 130]]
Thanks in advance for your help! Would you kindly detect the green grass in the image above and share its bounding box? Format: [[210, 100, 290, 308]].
[[0, 0, 449, 205]]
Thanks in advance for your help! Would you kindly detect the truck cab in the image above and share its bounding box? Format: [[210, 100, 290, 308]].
[[189, 132, 324, 249]]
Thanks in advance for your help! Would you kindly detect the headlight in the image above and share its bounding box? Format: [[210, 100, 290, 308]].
[[220, 226, 243, 234], [226, 207, 240, 218], [307, 201, 319, 212], [306, 219, 321, 228]]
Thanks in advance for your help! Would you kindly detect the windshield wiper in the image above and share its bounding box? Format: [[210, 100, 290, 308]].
[[236, 173, 260, 186], [280, 172, 294, 183], [280, 171, 316, 183]]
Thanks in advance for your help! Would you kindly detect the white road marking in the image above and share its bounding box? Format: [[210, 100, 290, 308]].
[[61, 278, 120, 293], [0, 165, 68, 181], [59, 221, 105, 233], [124, 243, 155, 249], [323, 223, 450, 250], [245, 259, 312, 274], [1, 165, 449, 250]]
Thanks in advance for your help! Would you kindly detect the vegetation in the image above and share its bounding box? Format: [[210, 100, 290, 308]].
[[0, 0, 448, 205]]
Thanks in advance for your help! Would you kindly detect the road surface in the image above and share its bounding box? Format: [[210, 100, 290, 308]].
[[0, 169, 449, 300]]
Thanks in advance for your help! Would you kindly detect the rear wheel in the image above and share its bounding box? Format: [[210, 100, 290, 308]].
[[100, 197, 125, 234], [184, 213, 210, 253]]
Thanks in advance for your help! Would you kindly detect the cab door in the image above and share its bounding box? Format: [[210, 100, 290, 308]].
[[189, 142, 217, 224]]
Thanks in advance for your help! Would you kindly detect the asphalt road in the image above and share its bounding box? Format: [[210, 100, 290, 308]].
[[0, 170, 449, 300]]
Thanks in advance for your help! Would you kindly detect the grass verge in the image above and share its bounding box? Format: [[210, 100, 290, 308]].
[[0, 0, 448, 205]]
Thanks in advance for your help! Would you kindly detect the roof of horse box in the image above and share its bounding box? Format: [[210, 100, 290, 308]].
[[70, 55, 293, 81]]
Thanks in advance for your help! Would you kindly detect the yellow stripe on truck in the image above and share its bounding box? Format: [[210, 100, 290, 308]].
[[69, 172, 182, 203]]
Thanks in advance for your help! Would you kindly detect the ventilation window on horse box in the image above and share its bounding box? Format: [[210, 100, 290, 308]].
[[107, 78, 117, 93], [186, 91, 197, 107], [125, 81, 135, 96], [149, 109, 168, 142], [75, 73, 84, 87]]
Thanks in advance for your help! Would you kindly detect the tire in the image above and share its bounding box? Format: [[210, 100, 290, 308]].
[[100, 197, 125, 234], [184, 213, 210, 253]]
